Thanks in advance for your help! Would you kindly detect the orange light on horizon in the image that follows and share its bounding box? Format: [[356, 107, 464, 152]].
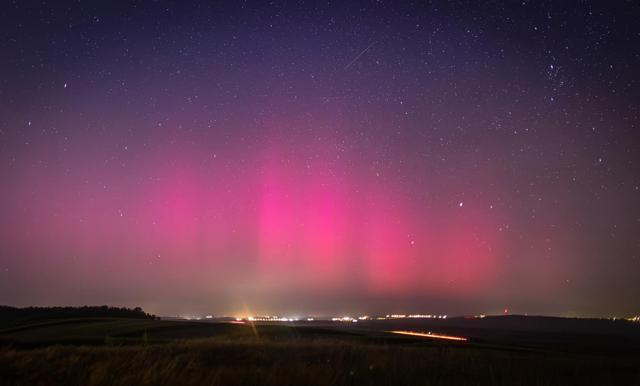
[[388, 330, 468, 341]]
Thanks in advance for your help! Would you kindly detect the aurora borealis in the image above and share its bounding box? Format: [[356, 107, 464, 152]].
[[1, 1, 639, 317]]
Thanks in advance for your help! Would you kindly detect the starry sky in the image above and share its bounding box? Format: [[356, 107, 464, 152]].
[[1, 1, 639, 317]]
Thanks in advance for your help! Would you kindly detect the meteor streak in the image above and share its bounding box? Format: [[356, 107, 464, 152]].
[[344, 42, 376, 70]]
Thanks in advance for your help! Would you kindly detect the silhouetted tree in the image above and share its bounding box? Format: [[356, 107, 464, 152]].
[[0, 305, 157, 327]]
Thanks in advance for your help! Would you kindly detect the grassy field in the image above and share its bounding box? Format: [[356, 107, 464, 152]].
[[1, 317, 639, 385], [0, 318, 250, 346]]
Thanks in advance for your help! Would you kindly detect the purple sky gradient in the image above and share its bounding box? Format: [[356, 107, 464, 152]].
[[1, 1, 639, 317]]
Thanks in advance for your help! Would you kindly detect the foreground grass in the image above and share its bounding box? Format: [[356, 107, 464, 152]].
[[1, 338, 639, 386]]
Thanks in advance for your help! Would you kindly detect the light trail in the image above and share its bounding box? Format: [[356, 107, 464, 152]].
[[344, 41, 376, 69], [388, 330, 468, 341]]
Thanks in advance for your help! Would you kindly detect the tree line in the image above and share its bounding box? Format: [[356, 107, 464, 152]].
[[0, 305, 157, 325]]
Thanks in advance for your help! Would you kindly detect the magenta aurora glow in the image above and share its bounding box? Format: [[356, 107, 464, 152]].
[[1, 1, 639, 317]]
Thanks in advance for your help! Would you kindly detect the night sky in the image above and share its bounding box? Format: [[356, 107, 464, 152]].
[[1, 1, 639, 318]]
